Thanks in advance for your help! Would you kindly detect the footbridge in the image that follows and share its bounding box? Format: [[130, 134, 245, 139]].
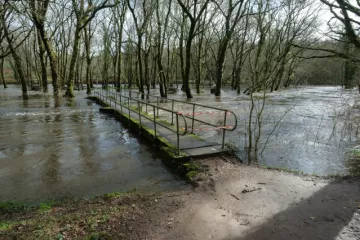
[[92, 88, 237, 158]]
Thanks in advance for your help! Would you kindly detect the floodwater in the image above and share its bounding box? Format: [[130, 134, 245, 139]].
[[0, 86, 185, 202], [147, 86, 360, 176], [1, 85, 359, 203]]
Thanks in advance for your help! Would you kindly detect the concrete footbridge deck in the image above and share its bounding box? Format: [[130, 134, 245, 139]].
[[91, 88, 237, 158]]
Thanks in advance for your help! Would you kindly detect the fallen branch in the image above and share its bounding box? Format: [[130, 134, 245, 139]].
[[221, 154, 233, 163], [242, 187, 263, 194], [230, 193, 240, 200]]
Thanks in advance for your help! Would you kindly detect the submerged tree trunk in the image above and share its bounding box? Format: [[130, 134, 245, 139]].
[[83, 25, 92, 94], [214, 0, 247, 96], [30, 0, 59, 99], [343, 40, 356, 89], [215, 43, 228, 96], [37, 30, 48, 92], [65, 26, 80, 97], [114, 3, 127, 92], [65, 0, 117, 97], [2, 14, 28, 99], [8, 49, 28, 99], [0, 59, 7, 89]]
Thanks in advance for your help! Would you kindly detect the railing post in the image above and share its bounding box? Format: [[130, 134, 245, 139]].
[[120, 94, 123, 115], [176, 114, 180, 155], [191, 104, 195, 134], [171, 100, 174, 125], [153, 106, 157, 139], [145, 95, 148, 113], [138, 101, 141, 127], [222, 110, 228, 149], [128, 98, 131, 126], [106, 89, 108, 105], [156, 97, 159, 117], [140, 94, 143, 112], [115, 91, 117, 109]]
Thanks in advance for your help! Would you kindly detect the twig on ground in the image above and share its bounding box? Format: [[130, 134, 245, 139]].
[[242, 187, 263, 193], [230, 193, 240, 200]]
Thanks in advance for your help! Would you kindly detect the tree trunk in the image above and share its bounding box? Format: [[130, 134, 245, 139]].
[[152, 55, 157, 89], [37, 30, 48, 92], [10, 51, 28, 99], [215, 43, 228, 96], [116, 26, 124, 92], [42, 37, 59, 98], [0, 59, 7, 89], [65, 27, 80, 97], [2, 17, 28, 99], [84, 26, 92, 94], [343, 39, 356, 89], [137, 36, 144, 94], [183, 23, 195, 99]]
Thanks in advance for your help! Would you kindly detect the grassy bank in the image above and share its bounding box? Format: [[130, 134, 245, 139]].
[[0, 189, 160, 240]]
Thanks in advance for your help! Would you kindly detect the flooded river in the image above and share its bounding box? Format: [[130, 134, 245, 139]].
[[0, 86, 185, 202], [149, 86, 360, 176], [1, 85, 359, 202]]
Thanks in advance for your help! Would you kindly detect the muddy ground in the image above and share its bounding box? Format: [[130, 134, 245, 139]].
[[1, 157, 360, 240]]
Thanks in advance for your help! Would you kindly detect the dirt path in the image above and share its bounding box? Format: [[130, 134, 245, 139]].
[[137, 157, 360, 240]]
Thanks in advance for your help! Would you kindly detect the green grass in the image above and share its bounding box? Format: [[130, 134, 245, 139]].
[[225, 142, 239, 155], [102, 189, 137, 200], [39, 201, 55, 212], [0, 190, 153, 239], [186, 171, 198, 181], [0, 221, 17, 231], [189, 134, 202, 140], [183, 162, 201, 171], [0, 201, 32, 213]]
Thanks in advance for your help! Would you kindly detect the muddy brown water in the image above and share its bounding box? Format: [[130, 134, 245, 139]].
[[144, 86, 360, 176], [0, 86, 186, 202], [1, 85, 359, 202]]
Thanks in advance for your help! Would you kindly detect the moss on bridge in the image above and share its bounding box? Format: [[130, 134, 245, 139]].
[[87, 96, 191, 177]]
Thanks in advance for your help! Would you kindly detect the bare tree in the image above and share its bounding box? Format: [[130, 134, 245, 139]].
[[1, 1, 32, 100], [127, 0, 155, 95], [213, 0, 249, 96], [64, 0, 117, 98], [155, 0, 172, 97], [176, 0, 211, 98], [28, 0, 60, 98], [113, 1, 128, 92]]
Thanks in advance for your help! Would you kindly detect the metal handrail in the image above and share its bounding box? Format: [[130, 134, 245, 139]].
[[93, 88, 187, 155], [120, 89, 237, 149], [124, 89, 237, 130]]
